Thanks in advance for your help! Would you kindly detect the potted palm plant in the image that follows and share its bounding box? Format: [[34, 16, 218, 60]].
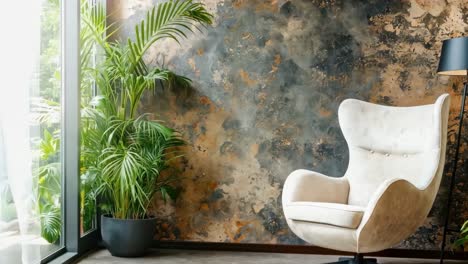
[[80, 0, 213, 257]]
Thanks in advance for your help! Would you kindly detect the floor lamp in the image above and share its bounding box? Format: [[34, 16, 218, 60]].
[[437, 36, 468, 263]]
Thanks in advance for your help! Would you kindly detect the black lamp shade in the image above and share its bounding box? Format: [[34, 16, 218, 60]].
[[437, 36, 468, 76]]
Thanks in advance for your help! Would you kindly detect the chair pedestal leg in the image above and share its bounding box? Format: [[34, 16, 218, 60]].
[[325, 254, 378, 264]]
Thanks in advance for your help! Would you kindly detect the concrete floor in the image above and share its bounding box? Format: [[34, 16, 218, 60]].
[[77, 249, 466, 264]]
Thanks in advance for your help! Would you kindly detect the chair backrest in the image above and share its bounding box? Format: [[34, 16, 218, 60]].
[[339, 94, 450, 207]]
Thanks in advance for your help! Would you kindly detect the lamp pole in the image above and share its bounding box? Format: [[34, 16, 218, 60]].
[[439, 74, 467, 264], [436, 36, 468, 263]]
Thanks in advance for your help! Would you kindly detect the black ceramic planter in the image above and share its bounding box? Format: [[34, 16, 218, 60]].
[[101, 214, 156, 257]]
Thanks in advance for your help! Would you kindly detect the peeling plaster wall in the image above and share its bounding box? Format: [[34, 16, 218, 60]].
[[109, 0, 468, 250]]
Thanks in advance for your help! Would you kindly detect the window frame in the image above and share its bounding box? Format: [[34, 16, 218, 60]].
[[43, 0, 101, 262]]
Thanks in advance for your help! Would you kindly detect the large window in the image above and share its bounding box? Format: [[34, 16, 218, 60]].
[[0, 1, 63, 263], [0, 1, 99, 263]]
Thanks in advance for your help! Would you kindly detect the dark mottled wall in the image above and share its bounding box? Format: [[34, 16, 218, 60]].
[[108, 0, 468, 250]]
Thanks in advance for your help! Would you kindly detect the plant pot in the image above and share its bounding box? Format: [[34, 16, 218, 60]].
[[101, 214, 156, 257]]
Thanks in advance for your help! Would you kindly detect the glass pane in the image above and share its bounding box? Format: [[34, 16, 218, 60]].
[[0, 0, 63, 262], [79, 0, 103, 235]]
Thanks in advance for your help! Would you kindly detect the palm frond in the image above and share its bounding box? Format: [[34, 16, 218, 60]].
[[128, 0, 213, 75], [81, 0, 115, 55], [31, 97, 61, 125]]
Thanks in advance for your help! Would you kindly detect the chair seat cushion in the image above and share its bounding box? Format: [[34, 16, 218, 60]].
[[284, 202, 365, 229]]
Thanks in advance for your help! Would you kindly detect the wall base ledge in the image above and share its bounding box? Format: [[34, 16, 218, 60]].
[[151, 240, 467, 260]]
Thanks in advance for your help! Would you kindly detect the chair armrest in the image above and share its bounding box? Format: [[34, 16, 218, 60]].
[[282, 169, 349, 205], [356, 178, 433, 253]]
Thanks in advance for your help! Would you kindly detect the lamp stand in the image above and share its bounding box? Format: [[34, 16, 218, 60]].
[[440, 75, 468, 263]]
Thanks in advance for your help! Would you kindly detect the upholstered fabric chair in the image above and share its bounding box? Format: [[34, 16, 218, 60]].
[[282, 94, 450, 264]]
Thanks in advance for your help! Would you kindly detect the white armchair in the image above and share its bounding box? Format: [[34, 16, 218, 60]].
[[282, 94, 450, 263]]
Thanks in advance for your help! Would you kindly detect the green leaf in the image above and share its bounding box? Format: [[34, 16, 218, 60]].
[[40, 205, 61, 243], [452, 220, 468, 250], [160, 185, 180, 202]]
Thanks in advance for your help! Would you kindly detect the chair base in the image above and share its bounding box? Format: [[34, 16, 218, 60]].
[[324, 254, 378, 264]]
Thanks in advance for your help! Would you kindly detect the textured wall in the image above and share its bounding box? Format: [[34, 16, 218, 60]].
[[109, 0, 468, 250]]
